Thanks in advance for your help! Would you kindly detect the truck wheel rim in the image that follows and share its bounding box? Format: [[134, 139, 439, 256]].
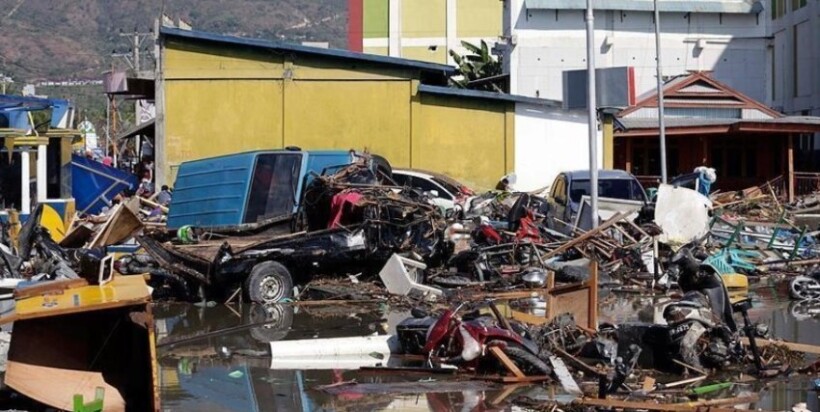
[[260, 276, 284, 302]]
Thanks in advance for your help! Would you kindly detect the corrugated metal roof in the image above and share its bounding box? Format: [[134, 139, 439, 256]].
[[617, 116, 820, 130], [160, 27, 456, 76], [417, 84, 562, 107], [617, 117, 740, 129], [665, 98, 743, 105], [525, 0, 761, 13]]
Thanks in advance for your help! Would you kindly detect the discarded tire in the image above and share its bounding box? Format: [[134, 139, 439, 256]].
[[556, 264, 589, 283], [490, 340, 552, 376], [244, 261, 294, 304], [431, 275, 477, 287]]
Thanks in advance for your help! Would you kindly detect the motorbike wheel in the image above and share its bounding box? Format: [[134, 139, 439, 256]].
[[489, 341, 552, 376], [679, 324, 707, 371], [789, 276, 820, 300]]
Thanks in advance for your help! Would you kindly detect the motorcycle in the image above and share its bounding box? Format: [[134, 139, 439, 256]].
[[396, 300, 552, 377], [659, 244, 766, 372]]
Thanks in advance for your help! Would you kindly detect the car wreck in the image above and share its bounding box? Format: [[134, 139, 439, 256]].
[[136, 155, 448, 303]]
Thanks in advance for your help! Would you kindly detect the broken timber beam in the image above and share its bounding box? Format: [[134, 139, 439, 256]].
[[577, 394, 760, 412], [541, 212, 629, 260], [488, 346, 525, 379], [742, 337, 820, 355]]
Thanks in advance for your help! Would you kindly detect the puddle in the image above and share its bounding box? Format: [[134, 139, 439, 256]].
[[156, 279, 820, 411]]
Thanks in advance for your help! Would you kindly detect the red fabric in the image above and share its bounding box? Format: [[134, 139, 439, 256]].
[[515, 212, 543, 243], [478, 225, 503, 245], [328, 190, 364, 228]]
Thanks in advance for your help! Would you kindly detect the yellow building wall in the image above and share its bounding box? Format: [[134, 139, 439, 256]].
[[161, 40, 513, 190], [412, 94, 511, 190], [400, 46, 447, 64], [456, 0, 503, 38], [364, 46, 388, 56], [283, 80, 412, 167], [163, 39, 285, 79], [164, 80, 284, 182], [402, 0, 446, 38]]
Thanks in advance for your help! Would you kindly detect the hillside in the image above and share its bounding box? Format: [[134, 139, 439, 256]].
[[0, 0, 348, 82]]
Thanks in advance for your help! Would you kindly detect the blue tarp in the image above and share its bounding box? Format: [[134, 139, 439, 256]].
[[71, 154, 138, 214], [0, 94, 70, 129]]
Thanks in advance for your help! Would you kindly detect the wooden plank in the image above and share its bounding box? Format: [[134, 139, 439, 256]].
[[588, 260, 598, 330], [642, 377, 656, 392], [13, 278, 89, 300], [5, 361, 126, 412], [90, 205, 143, 248], [59, 223, 94, 248], [554, 347, 605, 378], [1, 276, 150, 324], [550, 288, 589, 327], [577, 395, 760, 412], [482, 375, 551, 383], [489, 383, 526, 406], [549, 356, 581, 395], [540, 212, 628, 260], [488, 346, 525, 379], [788, 133, 795, 203], [742, 337, 820, 355]]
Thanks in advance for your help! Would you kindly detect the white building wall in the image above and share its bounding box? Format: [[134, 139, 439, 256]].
[[504, 0, 769, 103], [514, 103, 602, 192], [768, 0, 819, 117]]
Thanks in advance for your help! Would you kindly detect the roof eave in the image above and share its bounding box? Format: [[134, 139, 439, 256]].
[[524, 0, 760, 14], [159, 26, 456, 76]]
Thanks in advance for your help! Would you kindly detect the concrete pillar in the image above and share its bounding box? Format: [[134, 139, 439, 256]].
[[37, 144, 47, 202], [446, 0, 456, 65], [388, 0, 401, 57], [20, 149, 30, 215]]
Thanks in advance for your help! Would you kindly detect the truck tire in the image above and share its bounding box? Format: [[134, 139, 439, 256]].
[[244, 261, 294, 304], [248, 303, 293, 342]]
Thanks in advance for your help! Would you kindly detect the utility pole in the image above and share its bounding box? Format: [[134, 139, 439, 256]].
[[585, 0, 599, 228], [654, 0, 668, 183], [118, 27, 152, 75], [0, 74, 12, 94], [116, 27, 153, 169]]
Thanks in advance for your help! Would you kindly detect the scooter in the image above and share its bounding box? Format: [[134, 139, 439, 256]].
[[396, 300, 552, 376], [662, 245, 766, 372]]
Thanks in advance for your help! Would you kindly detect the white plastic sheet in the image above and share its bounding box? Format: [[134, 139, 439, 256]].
[[655, 184, 712, 246]]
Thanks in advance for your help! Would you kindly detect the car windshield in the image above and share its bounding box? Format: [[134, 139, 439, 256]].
[[431, 177, 462, 196], [569, 178, 645, 203]]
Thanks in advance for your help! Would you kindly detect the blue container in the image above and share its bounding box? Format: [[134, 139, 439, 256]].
[[71, 154, 138, 215]]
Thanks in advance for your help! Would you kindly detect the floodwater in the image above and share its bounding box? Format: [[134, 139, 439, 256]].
[[157, 279, 820, 412]]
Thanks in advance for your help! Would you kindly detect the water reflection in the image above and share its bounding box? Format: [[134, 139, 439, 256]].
[[156, 280, 819, 411]]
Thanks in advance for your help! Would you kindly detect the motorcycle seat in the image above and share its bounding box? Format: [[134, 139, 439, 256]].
[[731, 297, 753, 313]]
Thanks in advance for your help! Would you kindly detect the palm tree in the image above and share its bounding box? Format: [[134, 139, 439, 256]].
[[449, 40, 505, 92]]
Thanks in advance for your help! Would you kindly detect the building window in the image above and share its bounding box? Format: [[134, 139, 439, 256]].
[[772, 0, 786, 19], [795, 22, 810, 97], [792, 0, 807, 10]]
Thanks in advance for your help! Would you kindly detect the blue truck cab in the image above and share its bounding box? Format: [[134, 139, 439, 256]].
[[167, 149, 357, 229]]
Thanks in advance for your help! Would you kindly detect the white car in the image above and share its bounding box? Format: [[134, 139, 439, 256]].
[[391, 169, 475, 215]]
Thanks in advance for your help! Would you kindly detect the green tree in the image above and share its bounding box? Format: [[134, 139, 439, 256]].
[[449, 40, 505, 92]]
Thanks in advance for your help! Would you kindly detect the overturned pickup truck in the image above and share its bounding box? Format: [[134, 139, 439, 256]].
[[136, 149, 446, 303]]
